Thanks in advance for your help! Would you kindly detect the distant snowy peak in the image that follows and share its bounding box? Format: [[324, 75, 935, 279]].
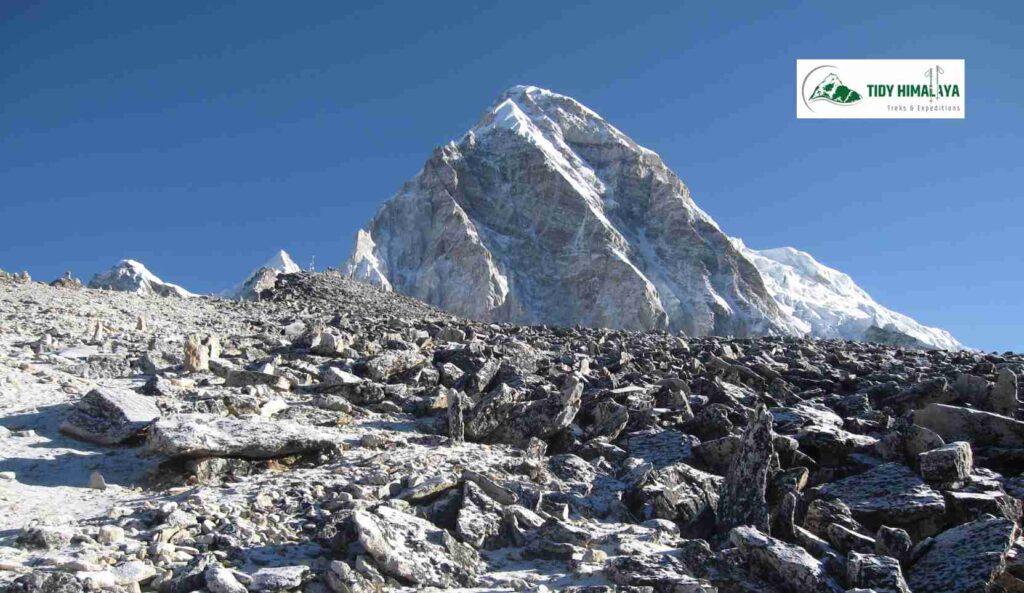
[[228, 250, 302, 300], [88, 259, 195, 298], [733, 239, 962, 350], [262, 250, 302, 275]]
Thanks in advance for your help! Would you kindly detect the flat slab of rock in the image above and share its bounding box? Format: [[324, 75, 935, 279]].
[[146, 413, 337, 459], [818, 462, 945, 537], [59, 387, 160, 445], [626, 428, 699, 469], [907, 516, 1018, 593], [914, 403, 1024, 447], [353, 505, 481, 587]]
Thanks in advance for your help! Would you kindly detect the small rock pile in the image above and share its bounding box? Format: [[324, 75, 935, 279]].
[[1, 270, 1023, 593]]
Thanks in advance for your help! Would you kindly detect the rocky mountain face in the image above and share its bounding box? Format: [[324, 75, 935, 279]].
[[344, 86, 960, 350], [0, 269, 1021, 592], [88, 259, 194, 298]]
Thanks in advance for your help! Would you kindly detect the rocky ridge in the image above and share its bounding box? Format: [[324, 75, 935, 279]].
[[0, 270, 1020, 593]]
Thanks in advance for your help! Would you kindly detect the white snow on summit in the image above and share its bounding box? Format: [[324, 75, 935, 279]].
[[260, 250, 302, 275], [733, 239, 962, 350], [88, 259, 195, 298], [225, 250, 302, 299], [343, 84, 962, 350]]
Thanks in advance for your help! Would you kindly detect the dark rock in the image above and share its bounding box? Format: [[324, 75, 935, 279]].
[[718, 405, 775, 532], [906, 516, 1018, 593], [59, 387, 160, 445]]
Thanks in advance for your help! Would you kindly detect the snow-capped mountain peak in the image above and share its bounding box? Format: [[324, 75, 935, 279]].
[[226, 249, 302, 300], [88, 259, 195, 298], [262, 250, 301, 274], [343, 85, 960, 349]]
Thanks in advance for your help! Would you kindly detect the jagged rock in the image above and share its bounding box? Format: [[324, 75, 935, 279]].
[[944, 490, 1022, 524], [918, 441, 972, 483], [914, 403, 1024, 447], [352, 505, 481, 587], [488, 376, 582, 446], [906, 516, 1018, 593], [147, 413, 337, 458], [59, 387, 160, 445], [251, 566, 308, 592], [205, 567, 248, 593], [605, 553, 713, 592], [718, 405, 775, 532], [9, 572, 83, 593], [634, 462, 721, 536], [803, 499, 865, 540], [875, 526, 912, 563], [589, 398, 629, 440], [364, 349, 427, 381], [325, 561, 375, 593], [728, 526, 843, 593], [846, 552, 910, 593], [456, 481, 506, 549], [464, 383, 522, 440], [447, 388, 466, 444], [184, 334, 209, 372], [818, 462, 945, 537], [162, 552, 219, 593], [311, 332, 352, 357], [826, 523, 875, 554], [224, 368, 290, 390], [17, 526, 73, 550]]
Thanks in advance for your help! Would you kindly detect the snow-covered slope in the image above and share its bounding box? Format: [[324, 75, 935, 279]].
[[343, 85, 960, 349], [227, 250, 302, 300], [734, 240, 962, 349], [88, 260, 194, 298]]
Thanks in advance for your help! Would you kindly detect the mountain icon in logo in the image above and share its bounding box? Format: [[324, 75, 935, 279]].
[[809, 73, 862, 104]]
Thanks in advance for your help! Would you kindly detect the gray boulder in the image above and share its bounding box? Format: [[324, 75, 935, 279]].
[[59, 387, 160, 445], [914, 403, 1024, 447], [846, 552, 910, 593], [146, 413, 337, 459], [352, 505, 481, 587], [488, 376, 582, 446], [818, 462, 945, 538], [729, 526, 844, 593], [918, 441, 972, 483], [907, 516, 1018, 593], [992, 368, 1019, 417]]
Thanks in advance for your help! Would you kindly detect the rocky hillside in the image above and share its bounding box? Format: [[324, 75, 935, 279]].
[[344, 85, 960, 350], [0, 270, 1020, 593]]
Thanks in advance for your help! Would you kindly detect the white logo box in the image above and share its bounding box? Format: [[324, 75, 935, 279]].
[[797, 59, 965, 119]]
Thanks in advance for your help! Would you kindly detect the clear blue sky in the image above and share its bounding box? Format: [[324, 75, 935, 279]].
[[1, 1, 1021, 351]]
